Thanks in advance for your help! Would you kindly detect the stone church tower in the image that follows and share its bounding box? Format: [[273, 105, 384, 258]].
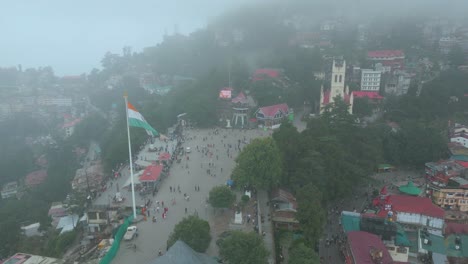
[[320, 59, 353, 114]]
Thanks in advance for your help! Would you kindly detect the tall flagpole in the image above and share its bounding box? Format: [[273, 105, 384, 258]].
[[124, 93, 137, 219]]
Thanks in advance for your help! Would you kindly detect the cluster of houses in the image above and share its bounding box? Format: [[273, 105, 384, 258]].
[[1, 168, 48, 200], [0, 68, 88, 139], [335, 124, 468, 263]]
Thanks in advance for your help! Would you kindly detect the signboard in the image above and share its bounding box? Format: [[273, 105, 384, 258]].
[[219, 89, 232, 99]]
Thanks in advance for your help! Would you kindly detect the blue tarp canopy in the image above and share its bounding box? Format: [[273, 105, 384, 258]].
[[226, 179, 234, 186]]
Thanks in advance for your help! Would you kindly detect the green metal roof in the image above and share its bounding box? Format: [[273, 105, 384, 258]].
[[395, 223, 412, 247], [398, 181, 421, 196], [378, 164, 395, 169], [420, 231, 468, 258], [341, 212, 361, 232]]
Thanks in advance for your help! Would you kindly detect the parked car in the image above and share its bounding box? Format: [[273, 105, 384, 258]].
[[185, 147, 191, 153], [124, 226, 138, 241]]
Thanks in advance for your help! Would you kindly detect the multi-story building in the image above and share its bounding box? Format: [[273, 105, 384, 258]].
[[439, 37, 460, 54], [2, 253, 64, 264], [0, 102, 11, 121], [37, 96, 72, 107], [375, 195, 445, 232], [1, 181, 18, 199], [368, 50, 405, 73], [255, 103, 290, 129], [425, 160, 466, 185], [86, 205, 110, 233], [384, 70, 413, 96], [450, 123, 468, 148], [62, 118, 81, 138], [431, 177, 468, 212], [360, 69, 381, 91], [451, 134, 468, 148]]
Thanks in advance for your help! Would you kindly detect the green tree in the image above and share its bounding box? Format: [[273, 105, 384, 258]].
[[288, 242, 320, 264], [69, 113, 109, 146], [232, 138, 282, 190], [250, 79, 285, 107], [0, 220, 20, 258], [295, 184, 326, 245], [219, 231, 269, 264], [448, 44, 466, 67], [272, 121, 301, 186], [167, 216, 211, 253], [208, 186, 236, 209], [353, 97, 374, 117]]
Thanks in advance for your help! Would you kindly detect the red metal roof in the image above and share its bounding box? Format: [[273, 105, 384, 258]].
[[272, 211, 298, 223], [257, 103, 289, 118], [252, 69, 280, 81], [231, 92, 247, 104], [377, 195, 444, 218], [158, 152, 171, 161], [271, 188, 297, 209], [455, 160, 468, 168], [367, 50, 405, 58], [139, 164, 163, 182], [445, 222, 468, 235], [347, 231, 394, 264], [25, 170, 48, 187], [62, 118, 81, 129], [352, 91, 384, 99]]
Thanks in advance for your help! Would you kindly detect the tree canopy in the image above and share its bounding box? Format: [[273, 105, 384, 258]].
[[288, 242, 320, 264], [167, 216, 211, 253], [232, 138, 282, 190], [208, 186, 236, 209], [295, 184, 326, 245], [218, 231, 269, 264]]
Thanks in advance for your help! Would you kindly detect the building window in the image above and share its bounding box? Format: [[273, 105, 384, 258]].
[[335, 75, 338, 82], [339, 75, 342, 83], [396, 247, 408, 254]]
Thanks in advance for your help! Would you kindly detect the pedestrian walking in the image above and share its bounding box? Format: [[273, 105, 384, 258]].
[[170, 186, 172, 192], [185, 207, 188, 214], [156, 206, 160, 213]]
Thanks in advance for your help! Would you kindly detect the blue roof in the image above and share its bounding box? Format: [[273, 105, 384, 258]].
[[451, 155, 468, 161], [341, 211, 361, 232]]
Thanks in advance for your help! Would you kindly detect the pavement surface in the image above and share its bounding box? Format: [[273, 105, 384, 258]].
[[93, 127, 274, 264]]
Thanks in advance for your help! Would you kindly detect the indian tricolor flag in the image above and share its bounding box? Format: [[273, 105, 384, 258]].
[[127, 102, 158, 136]]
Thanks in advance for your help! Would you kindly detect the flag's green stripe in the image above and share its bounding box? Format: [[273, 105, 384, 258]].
[[128, 118, 158, 136]]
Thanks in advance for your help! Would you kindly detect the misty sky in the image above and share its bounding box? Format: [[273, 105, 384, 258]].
[[0, 0, 254, 76]]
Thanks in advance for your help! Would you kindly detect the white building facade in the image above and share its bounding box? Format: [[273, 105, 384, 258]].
[[360, 69, 381, 91], [396, 212, 444, 233], [37, 97, 72, 107], [451, 136, 468, 148]]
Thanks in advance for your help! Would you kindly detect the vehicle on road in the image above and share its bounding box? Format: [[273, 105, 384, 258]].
[[124, 226, 138, 241], [148, 145, 157, 152], [185, 147, 191, 153]]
